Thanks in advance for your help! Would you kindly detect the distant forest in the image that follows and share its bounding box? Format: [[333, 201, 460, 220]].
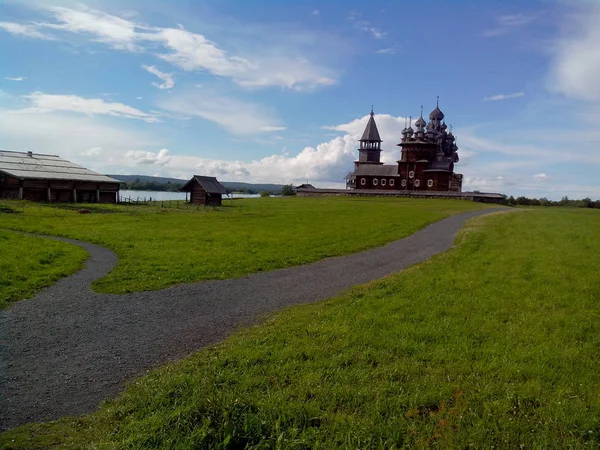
[[120, 179, 183, 192], [111, 175, 286, 194], [507, 195, 600, 209]]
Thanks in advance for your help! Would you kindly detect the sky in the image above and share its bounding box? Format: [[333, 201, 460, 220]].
[[1, 0, 599, 199]]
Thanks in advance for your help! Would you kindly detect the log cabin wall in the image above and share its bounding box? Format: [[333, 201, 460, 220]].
[[205, 194, 222, 206], [190, 183, 207, 205], [0, 175, 120, 203]]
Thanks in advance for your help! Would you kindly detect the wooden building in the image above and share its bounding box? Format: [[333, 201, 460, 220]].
[[180, 175, 228, 206], [345, 102, 463, 192], [0, 150, 120, 203]]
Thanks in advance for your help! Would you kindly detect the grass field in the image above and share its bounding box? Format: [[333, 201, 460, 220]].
[[2, 207, 598, 449], [0, 197, 489, 295], [0, 230, 88, 309]]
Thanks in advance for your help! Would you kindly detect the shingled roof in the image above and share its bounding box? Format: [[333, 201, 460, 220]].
[[179, 175, 228, 194], [0, 150, 120, 183], [360, 111, 382, 142], [352, 164, 399, 176]]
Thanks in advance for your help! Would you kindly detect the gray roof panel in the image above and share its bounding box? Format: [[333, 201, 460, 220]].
[[352, 164, 399, 176], [0, 150, 120, 183]]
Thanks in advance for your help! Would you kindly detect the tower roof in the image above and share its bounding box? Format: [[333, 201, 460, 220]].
[[360, 110, 382, 142]]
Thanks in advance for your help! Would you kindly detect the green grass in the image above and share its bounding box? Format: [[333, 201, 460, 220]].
[[2, 208, 598, 449], [0, 197, 489, 294], [0, 230, 88, 309]]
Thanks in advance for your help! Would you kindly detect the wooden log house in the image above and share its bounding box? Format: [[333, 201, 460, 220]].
[[0, 150, 120, 203], [179, 175, 228, 206]]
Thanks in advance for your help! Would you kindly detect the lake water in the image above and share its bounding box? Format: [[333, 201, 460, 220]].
[[119, 190, 261, 201]]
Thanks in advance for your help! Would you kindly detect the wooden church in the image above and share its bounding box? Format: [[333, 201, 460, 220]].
[[345, 101, 463, 192]]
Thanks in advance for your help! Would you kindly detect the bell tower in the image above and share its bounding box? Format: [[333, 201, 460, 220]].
[[355, 108, 383, 167]]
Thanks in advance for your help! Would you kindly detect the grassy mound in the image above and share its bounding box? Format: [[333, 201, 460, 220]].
[[2, 208, 598, 448]]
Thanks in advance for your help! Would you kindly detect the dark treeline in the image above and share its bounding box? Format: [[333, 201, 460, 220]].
[[121, 179, 264, 194], [120, 179, 183, 192], [508, 195, 600, 208]]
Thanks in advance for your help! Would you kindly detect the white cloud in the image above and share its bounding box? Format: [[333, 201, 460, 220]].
[[125, 148, 171, 165], [483, 92, 525, 101], [483, 12, 538, 37], [4, 76, 26, 82], [0, 108, 161, 170], [41, 5, 142, 51], [549, 2, 600, 101], [7, 5, 336, 91], [0, 21, 55, 40], [376, 47, 398, 55], [142, 65, 174, 90], [533, 173, 548, 180], [19, 92, 159, 122], [158, 90, 284, 135], [352, 19, 386, 39]]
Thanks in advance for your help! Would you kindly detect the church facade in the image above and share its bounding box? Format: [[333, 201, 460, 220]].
[[345, 102, 463, 192]]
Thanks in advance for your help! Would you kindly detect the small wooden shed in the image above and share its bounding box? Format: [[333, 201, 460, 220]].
[[180, 175, 228, 206]]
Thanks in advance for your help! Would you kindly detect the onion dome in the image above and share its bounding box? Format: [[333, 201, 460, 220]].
[[415, 115, 426, 129], [441, 121, 448, 132], [429, 106, 444, 121], [406, 125, 414, 137]]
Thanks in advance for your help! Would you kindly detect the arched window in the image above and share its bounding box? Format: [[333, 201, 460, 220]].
[[414, 179, 421, 188], [373, 178, 379, 186], [360, 178, 366, 186], [427, 179, 434, 188], [381, 178, 386, 186], [389, 179, 395, 187], [409, 170, 415, 179], [401, 179, 407, 187]]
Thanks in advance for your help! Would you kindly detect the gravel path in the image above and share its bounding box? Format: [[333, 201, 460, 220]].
[[0, 208, 502, 430]]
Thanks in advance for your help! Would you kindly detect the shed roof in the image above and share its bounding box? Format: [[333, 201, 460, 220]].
[[0, 150, 120, 183], [180, 175, 228, 194]]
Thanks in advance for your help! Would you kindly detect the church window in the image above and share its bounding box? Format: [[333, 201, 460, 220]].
[[414, 179, 421, 188], [401, 179, 407, 187], [409, 170, 414, 178], [381, 178, 386, 186], [389, 179, 395, 187], [360, 178, 366, 186], [427, 179, 434, 188], [373, 178, 379, 186]]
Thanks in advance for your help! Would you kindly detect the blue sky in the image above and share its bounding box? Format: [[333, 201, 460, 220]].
[[1, 0, 599, 199]]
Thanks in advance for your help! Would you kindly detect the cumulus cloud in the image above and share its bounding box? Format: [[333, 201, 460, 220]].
[[125, 148, 171, 165], [6, 5, 336, 91], [19, 92, 159, 122], [142, 65, 175, 89], [549, 2, 600, 101], [483, 92, 525, 101]]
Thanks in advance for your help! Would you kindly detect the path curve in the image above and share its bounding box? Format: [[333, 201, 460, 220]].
[[0, 208, 504, 430]]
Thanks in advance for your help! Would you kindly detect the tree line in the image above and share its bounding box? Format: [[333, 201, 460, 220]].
[[507, 195, 600, 208], [120, 179, 183, 192]]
